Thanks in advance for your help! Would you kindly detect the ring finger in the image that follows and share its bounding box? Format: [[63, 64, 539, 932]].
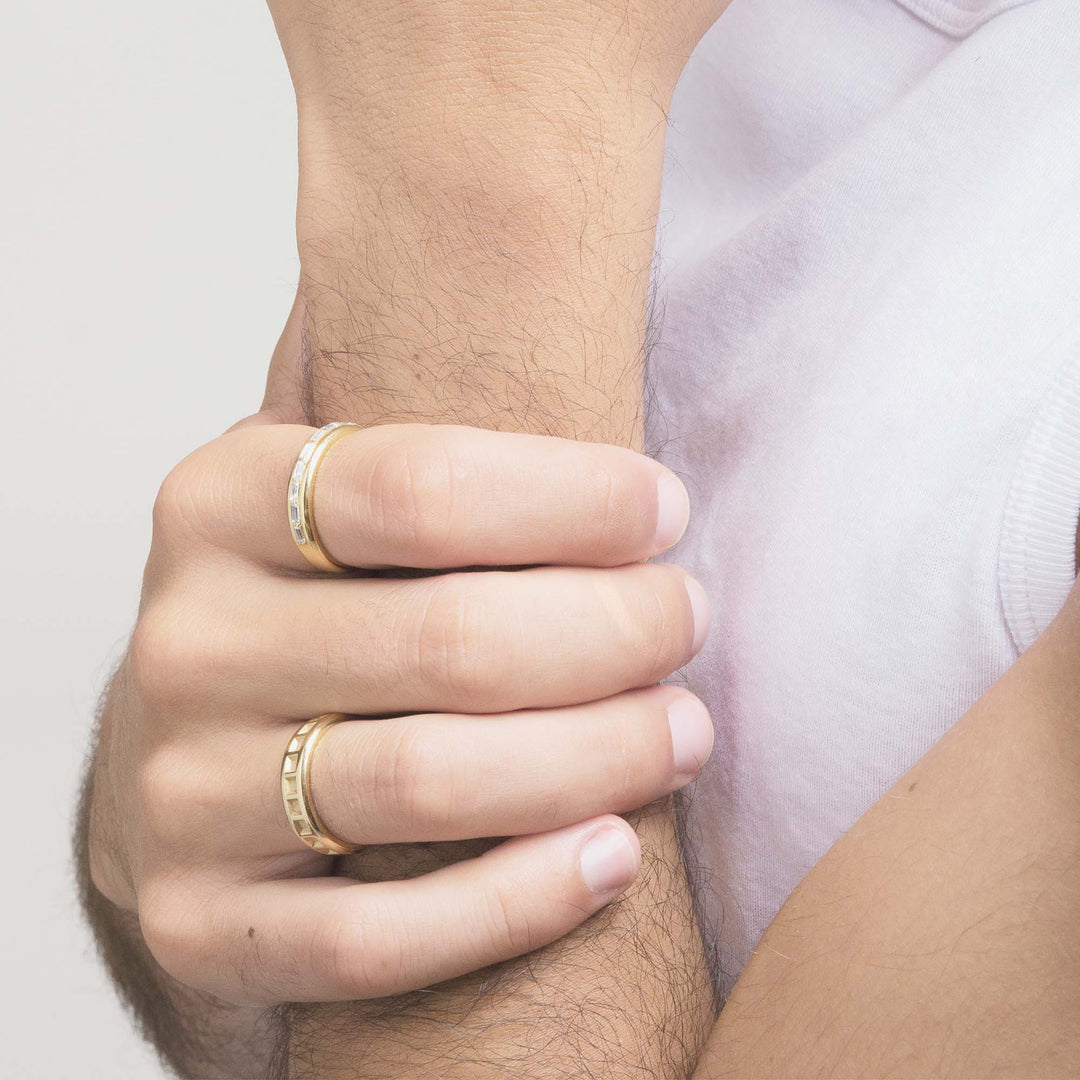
[[153, 685, 713, 858]]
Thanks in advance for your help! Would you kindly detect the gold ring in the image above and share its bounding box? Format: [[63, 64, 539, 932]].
[[280, 714, 361, 856], [287, 422, 363, 573]]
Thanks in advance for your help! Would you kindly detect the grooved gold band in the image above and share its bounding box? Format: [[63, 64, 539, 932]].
[[287, 422, 363, 573], [280, 714, 360, 856]]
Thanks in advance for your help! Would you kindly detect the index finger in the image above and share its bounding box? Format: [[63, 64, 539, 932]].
[[186, 423, 690, 571]]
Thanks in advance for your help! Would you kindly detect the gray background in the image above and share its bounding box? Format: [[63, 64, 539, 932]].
[[2, 3, 298, 1075]]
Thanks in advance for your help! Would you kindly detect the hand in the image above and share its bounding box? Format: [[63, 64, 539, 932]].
[[86, 417, 711, 1005]]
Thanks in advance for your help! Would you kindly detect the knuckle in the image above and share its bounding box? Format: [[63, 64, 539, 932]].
[[376, 724, 458, 834], [310, 902, 402, 1000], [127, 607, 187, 711], [140, 885, 261, 1004], [583, 464, 637, 563], [138, 882, 208, 984], [366, 429, 462, 564], [591, 717, 641, 799], [621, 568, 680, 680], [330, 721, 473, 841], [128, 597, 241, 714], [345, 721, 460, 838], [151, 454, 206, 544], [87, 844, 135, 911], [137, 746, 203, 848], [412, 577, 501, 704], [482, 882, 536, 958], [151, 437, 242, 557], [85, 780, 139, 910], [127, 604, 208, 712], [585, 568, 678, 691]]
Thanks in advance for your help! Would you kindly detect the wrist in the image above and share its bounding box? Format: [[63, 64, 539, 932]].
[[287, 59, 667, 441], [270, 0, 729, 440], [274, 0, 702, 119]]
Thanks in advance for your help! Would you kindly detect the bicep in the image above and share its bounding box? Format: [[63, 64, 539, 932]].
[[696, 585, 1080, 1078]]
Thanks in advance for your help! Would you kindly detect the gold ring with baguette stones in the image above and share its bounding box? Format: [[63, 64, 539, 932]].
[[280, 713, 360, 856], [287, 422, 363, 573]]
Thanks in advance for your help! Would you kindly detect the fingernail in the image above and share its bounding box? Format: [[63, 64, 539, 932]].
[[684, 575, 710, 655], [653, 472, 690, 553], [667, 695, 714, 778], [580, 826, 640, 895]]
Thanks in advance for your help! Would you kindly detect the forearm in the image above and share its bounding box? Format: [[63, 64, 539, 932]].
[[696, 583, 1080, 1077], [271, 2, 727, 1074], [272, 0, 722, 444], [286, 804, 707, 1079]]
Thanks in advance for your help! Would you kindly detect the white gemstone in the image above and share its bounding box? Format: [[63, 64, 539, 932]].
[[294, 528, 307, 544], [289, 503, 300, 523]]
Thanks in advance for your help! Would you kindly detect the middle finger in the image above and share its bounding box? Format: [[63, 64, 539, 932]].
[[192, 561, 708, 717]]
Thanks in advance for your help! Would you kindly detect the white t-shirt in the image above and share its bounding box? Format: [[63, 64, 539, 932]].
[[651, 0, 1080, 995]]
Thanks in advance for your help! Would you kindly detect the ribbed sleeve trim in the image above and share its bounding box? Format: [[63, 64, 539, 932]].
[[999, 355, 1080, 655]]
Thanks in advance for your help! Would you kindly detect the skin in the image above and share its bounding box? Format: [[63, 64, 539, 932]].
[[267, 3, 1080, 1072], [78, 1, 1080, 1076], [265, 1, 734, 1074], [697, 569, 1080, 1078], [79, 421, 711, 1070], [80, 2, 734, 1074], [268, 0, 729, 437]]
